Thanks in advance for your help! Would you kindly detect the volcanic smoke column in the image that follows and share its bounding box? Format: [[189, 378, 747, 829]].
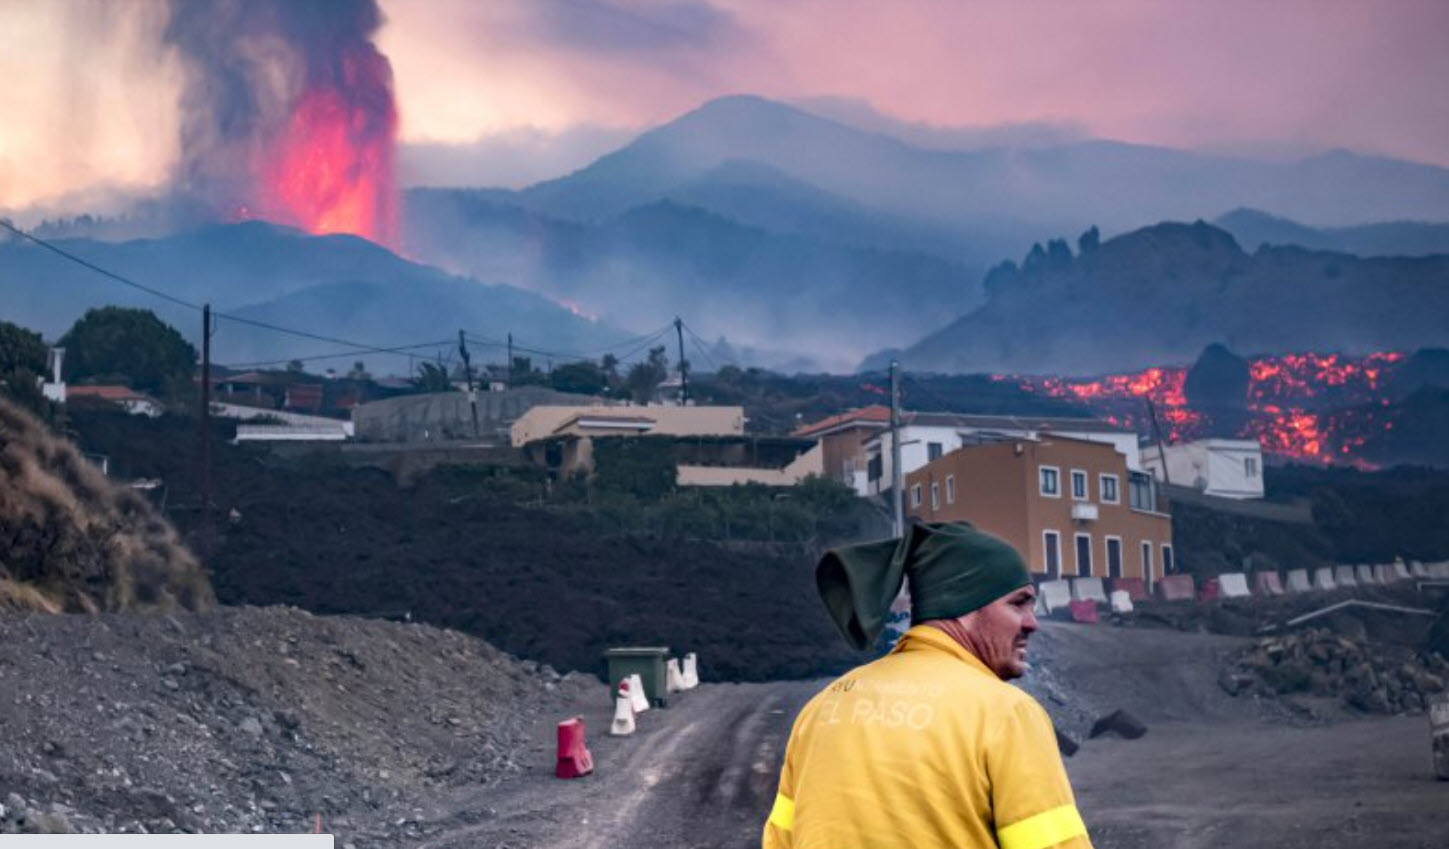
[[164, 0, 398, 246]]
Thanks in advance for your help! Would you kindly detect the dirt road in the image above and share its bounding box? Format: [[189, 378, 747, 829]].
[[405, 621, 1448, 849]]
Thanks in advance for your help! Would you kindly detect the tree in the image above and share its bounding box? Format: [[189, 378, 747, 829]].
[[346, 360, 371, 381], [626, 346, 669, 403], [550, 360, 609, 395], [0, 319, 48, 413], [59, 307, 196, 396], [1078, 225, 1101, 254], [411, 361, 454, 392], [286, 359, 304, 373]]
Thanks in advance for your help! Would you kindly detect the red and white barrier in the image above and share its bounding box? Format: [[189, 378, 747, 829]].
[[682, 653, 699, 689], [555, 717, 594, 779], [610, 692, 636, 737], [666, 658, 686, 693]]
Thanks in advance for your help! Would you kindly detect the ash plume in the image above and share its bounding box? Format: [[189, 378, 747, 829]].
[[163, 0, 398, 245]]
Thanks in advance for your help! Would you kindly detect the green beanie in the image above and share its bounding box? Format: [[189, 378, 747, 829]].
[[815, 522, 1032, 650]]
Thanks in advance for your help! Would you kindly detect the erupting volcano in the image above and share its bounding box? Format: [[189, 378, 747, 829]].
[[1001, 351, 1408, 466], [166, 0, 398, 247]]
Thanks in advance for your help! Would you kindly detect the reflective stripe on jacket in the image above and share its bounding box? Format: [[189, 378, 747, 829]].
[[763, 625, 1091, 849]]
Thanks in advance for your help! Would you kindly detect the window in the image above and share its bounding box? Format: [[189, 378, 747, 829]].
[[867, 454, 883, 482], [1039, 466, 1061, 497], [1141, 541, 1154, 580], [1129, 471, 1157, 512], [1071, 469, 1088, 500], [1244, 457, 1259, 478], [1043, 531, 1061, 579], [945, 475, 956, 504], [1074, 533, 1093, 577], [1162, 544, 1174, 574], [1106, 536, 1123, 579], [927, 441, 943, 461], [1099, 473, 1120, 504], [910, 484, 922, 508], [930, 482, 939, 510]]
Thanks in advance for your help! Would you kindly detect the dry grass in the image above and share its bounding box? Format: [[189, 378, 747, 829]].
[[0, 397, 214, 613]]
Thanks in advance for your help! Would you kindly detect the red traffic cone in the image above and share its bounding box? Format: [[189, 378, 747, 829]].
[[555, 716, 594, 779]]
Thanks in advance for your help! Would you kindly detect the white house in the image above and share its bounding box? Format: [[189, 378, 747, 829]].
[[1140, 438, 1264, 500], [863, 412, 1143, 497]]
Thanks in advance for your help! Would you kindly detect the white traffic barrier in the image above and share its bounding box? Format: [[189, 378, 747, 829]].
[[1071, 577, 1108, 604], [1373, 563, 1397, 584], [1109, 589, 1134, 614], [1040, 580, 1073, 612], [1356, 564, 1378, 585], [1334, 565, 1358, 587], [1218, 572, 1251, 598], [1312, 567, 1337, 591], [682, 653, 699, 689], [1393, 560, 1412, 581], [627, 673, 650, 713], [1285, 569, 1312, 593], [666, 658, 686, 693], [1431, 562, 1449, 579], [610, 694, 636, 736], [1410, 561, 1429, 578]]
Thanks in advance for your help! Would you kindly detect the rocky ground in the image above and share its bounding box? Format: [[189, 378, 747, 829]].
[[0, 606, 595, 841]]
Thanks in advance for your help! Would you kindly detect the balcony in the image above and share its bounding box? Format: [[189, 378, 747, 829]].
[[1070, 503, 1099, 522]]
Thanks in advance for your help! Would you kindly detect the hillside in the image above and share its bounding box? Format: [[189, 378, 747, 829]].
[[0, 398, 211, 614], [869, 221, 1449, 375], [1217, 208, 1449, 256], [403, 192, 983, 371], [0, 223, 626, 374]]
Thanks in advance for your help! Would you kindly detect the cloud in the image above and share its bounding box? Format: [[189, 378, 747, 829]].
[[398, 125, 638, 189], [521, 0, 744, 53]]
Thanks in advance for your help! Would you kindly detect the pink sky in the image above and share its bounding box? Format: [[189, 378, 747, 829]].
[[4, 0, 1448, 212]]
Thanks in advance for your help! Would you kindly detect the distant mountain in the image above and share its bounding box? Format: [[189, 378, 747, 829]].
[[1215, 208, 1449, 256], [403, 190, 982, 372], [510, 95, 1449, 235], [0, 223, 626, 375], [865, 221, 1449, 375]]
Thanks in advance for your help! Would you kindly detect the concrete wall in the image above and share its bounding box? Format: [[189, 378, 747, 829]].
[[676, 443, 824, 487], [353, 387, 593, 443]]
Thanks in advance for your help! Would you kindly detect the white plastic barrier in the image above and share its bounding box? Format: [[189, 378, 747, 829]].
[[1312, 567, 1337, 591], [1393, 561, 1412, 581], [1218, 572, 1251, 598], [627, 673, 650, 713], [1373, 563, 1397, 584], [1285, 569, 1312, 593], [1040, 579, 1073, 612], [1356, 564, 1378, 585], [1410, 561, 1429, 578], [1334, 565, 1358, 587], [610, 694, 636, 736], [682, 653, 700, 689], [666, 658, 686, 693], [1109, 589, 1134, 614], [1431, 562, 1449, 579], [1071, 577, 1109, 604]]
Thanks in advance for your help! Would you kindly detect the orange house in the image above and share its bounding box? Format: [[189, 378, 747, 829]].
[[905, 435, 1173, 585]]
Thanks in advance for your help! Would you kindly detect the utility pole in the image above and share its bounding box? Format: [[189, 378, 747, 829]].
[[197, 304, 212, 552], [674, 316, 689, 405], [889, 359, 904, 537], [458, 330, 479, 438], [506, 332, 514, 388], [1145, 397, 1172, 486]]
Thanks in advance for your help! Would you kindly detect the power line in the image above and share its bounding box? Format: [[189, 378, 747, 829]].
[[219, 338, 455, 370], [678, 319, 725, 372], [1, 218, 450, 361]]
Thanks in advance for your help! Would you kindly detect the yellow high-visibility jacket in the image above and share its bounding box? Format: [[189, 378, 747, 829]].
[[763, 625, 1091, 849]]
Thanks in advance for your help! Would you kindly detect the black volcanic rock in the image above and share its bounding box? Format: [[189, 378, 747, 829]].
[[1387, 348, 1449, 399], [1185, 343, 1250, 433]]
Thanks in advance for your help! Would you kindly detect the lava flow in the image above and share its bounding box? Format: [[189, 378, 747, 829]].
[[1001, 351, 1406, 465]]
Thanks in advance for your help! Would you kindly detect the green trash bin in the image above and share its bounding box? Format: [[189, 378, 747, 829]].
[[604, 646, 671, 708]]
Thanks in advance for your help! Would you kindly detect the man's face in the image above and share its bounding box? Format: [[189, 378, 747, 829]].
[[959, 586, 1039, 680]]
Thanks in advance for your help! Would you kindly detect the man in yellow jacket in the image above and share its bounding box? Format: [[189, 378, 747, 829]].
[[763, 522, 1091, 849]]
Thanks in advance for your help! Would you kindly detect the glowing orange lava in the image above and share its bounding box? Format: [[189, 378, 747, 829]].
[[252, 48, 398, 247], [1006, 351, 1405, 465]]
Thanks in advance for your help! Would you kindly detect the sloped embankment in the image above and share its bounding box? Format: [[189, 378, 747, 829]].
[[0, 398, 211, 613], [0, 606, 593, 839]]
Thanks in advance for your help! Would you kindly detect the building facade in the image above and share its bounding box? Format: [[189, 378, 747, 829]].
[[791, 405, 890, 495], [1140, 438, 1265, 500], [905, 436, 1173, 585]]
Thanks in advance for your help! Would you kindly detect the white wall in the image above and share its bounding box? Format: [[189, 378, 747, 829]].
[[1141, 440, 1263, 499]]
